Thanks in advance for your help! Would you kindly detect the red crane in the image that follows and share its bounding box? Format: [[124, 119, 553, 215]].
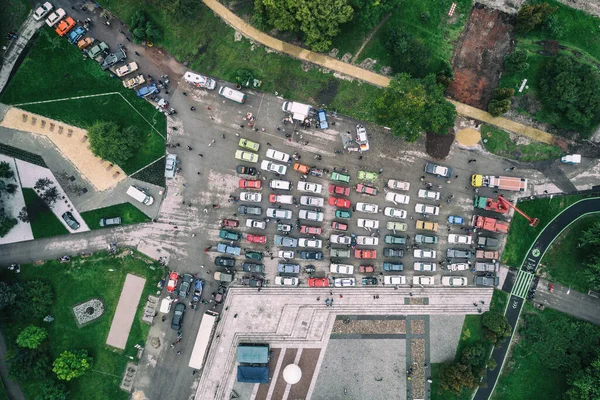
[[497, 195, 539, 227]]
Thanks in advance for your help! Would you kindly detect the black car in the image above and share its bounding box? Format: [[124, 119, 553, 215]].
[[62, 212, 80, 230], [474, 273, 500, 287], [237, 165, 257, 176], [300, 250, 324, 260], [447, 249, 474, 258], [242, 262, 265, 273], [383, 248, 404, 258], [214, 284, 227, 304], [171, 302, 186, 330], [177, 273, 194, 299], [215, 257, 236, 267]]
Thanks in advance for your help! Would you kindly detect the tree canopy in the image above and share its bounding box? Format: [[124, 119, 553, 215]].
[[517, 3, 557, 33], [567, 356, 600, 400], [17, 325, 48, 349], [87, 121, 142, 166], [539, 55, 600, 130], [375, 73, 456, 142], [255, 0, 353, 51], [578, 222, 600, 291], [482, 311, 512, 344], [384, 28, 431, 78], [52, 350, 93, 381], [130, 10, 162, 43]]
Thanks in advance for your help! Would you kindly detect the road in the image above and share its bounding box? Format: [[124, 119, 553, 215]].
[[474, 197, 600, 400]]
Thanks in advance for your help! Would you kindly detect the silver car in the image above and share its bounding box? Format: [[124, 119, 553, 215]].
[[266, 208, 293, 219], [299, 209, 324, 222]]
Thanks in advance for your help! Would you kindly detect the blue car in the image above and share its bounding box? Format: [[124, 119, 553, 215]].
[[67, 26, 86, 44], [317, 109, 328, 129], [448, 215, 465, 225], [136, 84, 158, 98]]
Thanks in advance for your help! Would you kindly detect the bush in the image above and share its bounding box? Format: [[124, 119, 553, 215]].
[[482, 311, 512, 344], [130, 9, 162, 43], [17, 325, 48, 349], [384, 28, 431, 78], [35, 381, 70, 400], [504, 49, 530, 73], [12, 280, 54, 320], [8, 347, 51, 380], [439, 362, 477, 393], [488, 87, 514, 116], [517, 3, 557, 33], [52, 350, 93, 381], [0, 281, 16, 310]]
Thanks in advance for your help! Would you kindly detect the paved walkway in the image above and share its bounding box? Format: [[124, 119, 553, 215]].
[[0, 14, 41, 94], [106, 273, 147, 349], [202, 0, 559, 147]]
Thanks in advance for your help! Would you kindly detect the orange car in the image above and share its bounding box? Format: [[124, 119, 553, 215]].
[[293, 163, 310, 174], [355, 249, 377, 259], [308, 277, 329, 287], [55, 17, 75, 36]]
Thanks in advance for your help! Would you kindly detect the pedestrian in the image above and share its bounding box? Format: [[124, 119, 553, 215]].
[[197, 172, 201, 175], [267, 142, 272, 146], [203, 208, 208, 214], [177, 351, 181, 355], [198, 154, 203, 157], [207, 106, 212, 110], [209, 116, 214, 120], [317, 297, 320, 301], [510, 166, 515, 170], [277, 127, 281, 131], [134, 51, 140, 56], [192, 233, 196, 237], [222, 134, 225, 139], [187, 145, 192, 151], [170, 343, 175, 348], [240, 125, 244, 129], [125, 36, 131, 42], [493, 190, 499, 193], [358, 155, 363, 160], [340, 294, 343, 298], [455, 175, 459, 179]]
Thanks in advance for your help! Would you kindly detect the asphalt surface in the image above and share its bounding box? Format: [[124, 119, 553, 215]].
[[474, 197, 600, 400]]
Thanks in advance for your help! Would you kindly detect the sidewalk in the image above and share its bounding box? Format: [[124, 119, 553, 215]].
[[0, 14, 41, 94], [202, 0, 559, 147]]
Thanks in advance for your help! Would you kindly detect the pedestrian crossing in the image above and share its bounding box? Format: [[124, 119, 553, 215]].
[[512, 269, 535, 299]]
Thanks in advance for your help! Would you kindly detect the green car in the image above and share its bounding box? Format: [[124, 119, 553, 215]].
[[335, 210, 352, 219], [238, 138, 260, 151], [219, 229, 240, 241], [235, 150, 259, 163], [384, 235, 406, 245], [331, 171, 350, 183], [358, 170, 378, 182], [245, 251, 263, 261]]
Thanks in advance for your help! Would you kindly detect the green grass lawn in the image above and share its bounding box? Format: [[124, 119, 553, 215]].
[[481, 124, 564, 162], [0, 252, 164, 400], [22, 188, 69, 238], [502, 194, 586, 267], [80, 203, 151, 230], [0, 0, 30, 51], [0, 29, 165, 175], [539, 215, 600, 292]]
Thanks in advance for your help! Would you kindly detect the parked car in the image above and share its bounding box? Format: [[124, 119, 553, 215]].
[[114, 62, 138, 77], [417, 189, 440, 200], [214, 257, 235, 267], [266, 149, 290, 162], [246, 234, 267, 244], [269, 194, 294, 204], [136, 84, 158, 98], [46, 7, 65, 26], [100, 49, 127, 71], [356, 236, 379, 246], [300, 250, 323, 260], [448, 234, 473, 245], [55, 16, 75, 36], [164, 154, 177, 178], [328, 197, 351, 208], [355, 202, 378, 213], [330, 264, 354, 274], [474, 274, 499, 287], [329, 184, 350, 196], [300, 196, 324, 207], [359, 265, 375, 273], [299, 209, 324, 222], [219, 229, 240, 241], [384, 276, 406, 285], [298, 238, 323, 248], [317, 109, 328, 129], [221, 218, 239, 228], [99, 217, 121, 227], [477, 236, 500, 248], [278, 250, 294, 259], [415, 203, 440, 216], [238, 138, 260, 151], [416, 220, 438, 232], [385, 192, 410, 205], [293, 163, 310, 174], [67, 26, 86, 45], [240, 192, 262, 203], [261, 160, 287, 175], [330, 171, 350, 183], [413, 249, 437, 258], [413, 276, 435, 285], [447, 263, 470, 271], [237, 165, 257, 176], [425, 162, 453, 178], [355, 249, 376, 259], [274, 235, 299, 247], [334, 278, 356, 287], [386, 221, 407, 232], [278, 263, 300, 274], [384, 207, 407, 219], [414, 234, 438, 244], [85, 41, 109, 61], [357, 170, 378, 182], [383, 248, 404, 258], [62, 211, 80, 230], [330, 248, 351, 258], [384, 235, 406, 245], [358, 218, 379, 230], [275, 276, 299, 286], [446, 249, 474, 258], [330, 234, 352, 245], [442, 276, 468, 286], [414, 262, 437, 271], [331, 221, 349, 231], [216, 242, 241, 256], [166, 271, 179, 293], [297, 181, 323, 193], [361, 276, 378, 285], [177, 273, 194, 299], [355, 183, 377, 196], [300, 225, 322, 235], [383, 262, 404, 271], [245, 251, 263, 261], [448, 215, 465, 225], [308, 277, 329, 287], [238, 205, 262, 216], [239, 179, 262, 189], [335, 210, 352, 219], [171, 302, 186, 330], [235, 150, 259, 163], [387, 180, 410, 191]]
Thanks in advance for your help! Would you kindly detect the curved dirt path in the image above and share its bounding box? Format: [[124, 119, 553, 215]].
[[351, 13, 391, 63]]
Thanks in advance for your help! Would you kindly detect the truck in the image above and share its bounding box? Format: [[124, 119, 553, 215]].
[[123, 74, 145, 89], [183, 71, 216, 90], [126, 186, 154, 206], [471, 175, 527, 192], [476, 250, 499, 260], [477, 236, 499, 248], [282, 101, 312, 121], [473, 196, 509, 214], [213, 271, 233, 282], [472, 215, 509, 234], [474, 262, 499, 272]]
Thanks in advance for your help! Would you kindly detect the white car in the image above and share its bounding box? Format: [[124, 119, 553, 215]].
[[266, 149, 290, 162], [417, 189, 441, 200], [415, 203, 440, 216], [330, 234, 352, 245], [447, 263, 470, 271], [356, 236, 379, 246], [355, 202, 379, 213], [442, 276, 468, 286], [275, 276, 299, 286], [384, 207, 407, 219], [298, 209, 324, 222], [300, 196, 324, 207], [297, 181, 323, 194], [357, 218, 379, 230], [261, 160, 287, 175], [385, 192, 410, 205], [413, 249, 437, 258], [448, 234, 473, 245], [384, 275, 406, 285], [413, 276, 435, 285], [246, 219, 267, 229], [34, 2, 53, 20], [45, 7, 65, 26], [164, 154, 177, 178], [299, 238, 323, 248], [387, 179, 410, 191], [278, 250, 295, 259], [114, 62, 139, 77], [240, 192, 262, 203], [414, 262, 437, 271], [266, 208, 293, 219], [334, 278, 356, 287], [330, 264, 354, 274]]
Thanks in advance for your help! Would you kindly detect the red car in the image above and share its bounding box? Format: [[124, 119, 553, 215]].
[[246, 234, 267, 244], [355, 183, 377, 196], [239, 179, 262, 189], [308, 277, 330, 287], [359, 265, 375, 273], [166, 272, 179, 293], [355, 249, 377, 259], [221, 219, 239, 228], [328, 197, 351, 208], [300, 225, 323, 235], [331, 221, 348, 231], [328, 184, 350, 196]]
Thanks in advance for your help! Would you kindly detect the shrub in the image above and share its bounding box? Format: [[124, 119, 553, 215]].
[[504, 49, 529, 73], [17, 325, 48, 349], [52, 350, 93, 381]]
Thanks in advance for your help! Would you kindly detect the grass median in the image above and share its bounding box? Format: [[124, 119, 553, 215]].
[[22, 188, 69, 238], [481, 124, 563, 162], [81, 203, 151, 230]]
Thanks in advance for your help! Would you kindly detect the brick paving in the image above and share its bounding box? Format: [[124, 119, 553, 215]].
[[332, 319, 406, 335], [254, 348, 281, 400], [288, 348, 321, 399], [271, 348, 297, 399]]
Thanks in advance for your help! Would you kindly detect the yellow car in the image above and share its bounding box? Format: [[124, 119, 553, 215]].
[[235, 150, 259, 163], [416, 220, 438, 232], [238, 138, 260, 152]]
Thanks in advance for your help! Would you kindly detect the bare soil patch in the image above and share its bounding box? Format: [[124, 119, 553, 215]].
[[446, 4, 515, 109], [426, 131, 455, 159]]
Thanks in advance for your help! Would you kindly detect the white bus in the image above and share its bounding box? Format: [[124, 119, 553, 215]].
[[188, 311, 219, 369]]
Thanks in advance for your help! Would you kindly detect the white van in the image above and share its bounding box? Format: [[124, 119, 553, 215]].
[[218, 86, 246, 104], [269, 180, 292, 191], [126, 186, 154, 206]]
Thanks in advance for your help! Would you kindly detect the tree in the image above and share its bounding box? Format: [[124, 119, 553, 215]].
[[0, 161, 14, 179], [384, 28, 431, 78], [12, 280, 54, 320], [436, 60, 455, 88], [482, 311, 512, 344], [566, 356, 600, 400], [165, 0, 200, 19], [17, 206, 29, 223], [460, 342, 488, 375], [34, 178, 52, 191], [145, 21, 162, 41], [8, 347, 51, 380], [517, 3, 557, 33], [52, 350, 93, 381], [348, 0, 396, 29], [505, 49, 530, 73], [255, 0, 354, 51], [375, 73, 456, 142], [0, 281, 16, 311], [539, 55, 600, 129], [488, 87, 515, 117], [87, 121, 142, 165], [35, 381, 70, 400], [41, 186, 60, 207], [129, 10, 162, 42], [0, 207, 18, 238], [579, 222, 600, 249], [17, 325, 48, 349], [438, 362, 477, 393]]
